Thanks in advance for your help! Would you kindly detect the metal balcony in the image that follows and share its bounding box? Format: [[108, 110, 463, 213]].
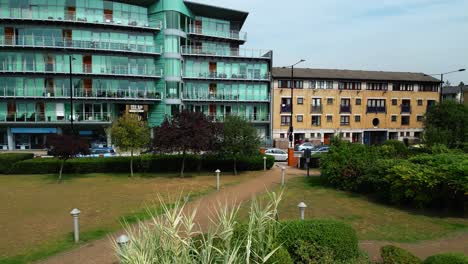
[[183, 71, 270, 82], [401, 104, 412, 114], [366, 106, 387, 113], [1, 112, 112, 124], [182, 94, 270, 102], [310, 105, 323, 114], [340, 105, 352, 113], [281, 105, 292, 113], [181, 46, 271, 60], [206, 113, 270, 123], [187, 24, 247, 42]]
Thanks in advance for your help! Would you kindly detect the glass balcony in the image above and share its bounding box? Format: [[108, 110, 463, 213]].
[[310, 105, 323, 114], [183, 71, 270, 81], [0, 8, 162, 31], [206, 113, 270, 123], [0, 112, 112, 123], [0, 62, 163, 78], [187, 24, 247, 42], [181, 46, 271, 59], [182, 93, 269, 102], [0, 35, 162, 55]]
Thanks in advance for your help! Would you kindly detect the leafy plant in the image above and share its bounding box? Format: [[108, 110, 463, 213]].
[[380, 245, 421, 264], [424, 253, 468, 264]]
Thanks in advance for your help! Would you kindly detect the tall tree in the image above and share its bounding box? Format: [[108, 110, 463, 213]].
[[47, 135, 89, 182], [221, 116, 261, 175], [111, 114, 151, 177], [153, 111, 218, 177], [424, 101, 468, 149]]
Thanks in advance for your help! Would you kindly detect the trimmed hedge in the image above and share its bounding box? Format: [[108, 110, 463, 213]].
[[380, 245, 421, 264], [265, 246, 293, 264], [424, 253, 468, 264], [9, 154, 275, 174], [277, 219, 360, 262], [0, 153, 34, 174]]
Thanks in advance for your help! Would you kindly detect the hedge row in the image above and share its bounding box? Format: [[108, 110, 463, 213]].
[[9, 154, 275, 175], [0, 153, 34, 174], [380, 246, 468, 264]]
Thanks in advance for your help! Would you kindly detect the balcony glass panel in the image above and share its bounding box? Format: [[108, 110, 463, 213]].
[[181, 46, 272, 59]]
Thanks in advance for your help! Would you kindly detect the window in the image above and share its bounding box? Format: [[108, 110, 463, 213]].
[[294, 81, 303, 89], [311, 116, 321, 126], [297, 115, 303, 122], [281, 98, 292, 113], [392, 99, 398, 105], [340, 116, 350, 126], [367, 83, 388, 91], [340, 98, 351, 113], [393, 83, 414, 91], [391, 115, 397, 122], [401, 116, 410, 126], [309, 81, 316, 89], [310, 133, 315, 138], [367, 99, 386, 113], [327, 98, 334, 105], [355, 98, 361, 105], [315, 80, 333, 89], [419, 83, 438, 92], [406, 132, 411, 137], [278, 80, 290, 88], [297, 97, 304, 105], [311, 98, 322, 113], [280, 133, 285, 138], [400, 132, 405, 137], [417, 115, 423, 122], [355, 115, 361, 122], [417, 99, 423, 106], [339, 81, 361, 90], [281, 116, 291, 126], [326, 115, 333, 123]]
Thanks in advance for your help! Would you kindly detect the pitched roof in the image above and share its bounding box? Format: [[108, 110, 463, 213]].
[[442, 85, 468, 94], [272, 68, 441, 83]]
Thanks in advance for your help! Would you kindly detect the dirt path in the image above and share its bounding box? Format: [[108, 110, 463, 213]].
[[37, 166, 306, 264], [360, 232, 468, 262]]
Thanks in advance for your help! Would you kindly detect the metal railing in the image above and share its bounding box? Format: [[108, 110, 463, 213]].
[[187, 24, 247, 41], [0, 8, 162, 30], [0, 62, 163, 78], [401, 104, 412, 113], [366, 106, 386, 113], [281, 105, 292, 113], [182, 93, 269, 102], [0, 112, 112, 123], [310, 105, 323, 114], [340, 105, 351, 113], [183, 71, 270, 81], [0, 35, 162, 55], [206, 113, 270, 123], [181, 46, 271, 59]]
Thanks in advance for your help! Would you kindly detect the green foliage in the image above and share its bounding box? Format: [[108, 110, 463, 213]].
[[380, 245, 422, 264], [424, 101, 468, 149], [424, 253, 468, 264], [278, 219, 360, 262], [0, 153, 34, 174], [381, 140, 408, 158], [290, 240, 335, 264], [265, 246, 294, 264]]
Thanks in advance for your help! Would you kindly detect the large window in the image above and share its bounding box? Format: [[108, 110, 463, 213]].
[[313, 80, 333, 89], [393, 83, 414, 91], [340, 115, 350, 126], [311, 116, 321, 126], [281, 116, 291, 126], [339, 81, 361, 90], [367, 83, 388, 91], [367, 99, 386, 113]]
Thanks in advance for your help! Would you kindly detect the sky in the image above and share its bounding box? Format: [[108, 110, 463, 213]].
[[195, 0, 468, 85]]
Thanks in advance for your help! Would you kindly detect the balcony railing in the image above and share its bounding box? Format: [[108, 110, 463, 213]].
[[187, 25, 247, 41], [206, 113, 270, 123], [281, 105, 292, 113], [310, 105, 323, 114], [340, 105, 352, 113], [0, 62, 163, 78], [1, 112, 112, 123], [366, 106, 387, 113], [0, 35, 162, 55], [0, 8, 162, 30], [183, 71, 270, 81], [401, 104, 412, 114], [182, 94, 269, 102], [181, 46, 271, 59]]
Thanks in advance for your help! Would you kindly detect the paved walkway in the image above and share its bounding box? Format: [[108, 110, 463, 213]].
[[37, 165, 306, 264]]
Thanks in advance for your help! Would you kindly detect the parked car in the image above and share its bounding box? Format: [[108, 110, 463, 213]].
[[265, 148, 288, 161], [80, 147, 117, 158], [310, 146, 330, 155], [297, 142, 315, 151]]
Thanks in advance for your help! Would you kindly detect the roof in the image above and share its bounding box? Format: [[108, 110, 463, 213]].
[[442, 85, 468, 94], [184, 1, 249, 28], [272, 68, 441, 83]]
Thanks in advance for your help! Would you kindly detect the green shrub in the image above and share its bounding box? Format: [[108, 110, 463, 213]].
[[290, 240, 334, 264], [381, 140, 408, 158], [424, 253, 468, 264], [265, 246, 294, 264], [278, 219, 359, 262], [0, 153, 34, 173], [380, 245, 421, 264]]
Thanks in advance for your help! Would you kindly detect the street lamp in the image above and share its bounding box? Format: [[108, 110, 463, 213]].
[[282, 59, 306, 148], [428, 69, 465, 103]]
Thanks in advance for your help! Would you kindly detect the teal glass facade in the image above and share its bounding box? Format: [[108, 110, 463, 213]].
[[0, 0, 272, 150]]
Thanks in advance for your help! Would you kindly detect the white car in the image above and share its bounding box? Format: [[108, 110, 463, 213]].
[[297, 142, 315, 151], [265, 148, 288, 161]]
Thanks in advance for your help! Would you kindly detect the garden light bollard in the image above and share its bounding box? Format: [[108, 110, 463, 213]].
[[281, 166, 286, 186], [263, 156, 267, 171], [70, 208, 81, 243], [298, 202, 307, 220], [215, 169, 221, 191], [117, 234, 130, 249]]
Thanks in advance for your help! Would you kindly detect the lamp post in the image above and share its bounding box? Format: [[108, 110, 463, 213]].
[[428, 69, 465, 103], [283, 60, 305, 148]]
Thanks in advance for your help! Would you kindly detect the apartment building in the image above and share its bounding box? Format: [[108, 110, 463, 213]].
[[442, 85, 468, 105], [272, 68, 440, 146], [0, 0, 272, 150]]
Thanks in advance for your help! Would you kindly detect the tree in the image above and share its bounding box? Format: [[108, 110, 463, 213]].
[[111, 114, 151, 177], [424, 101, 468, 149], [153, 111, 218, 177], [220, 115, 261, 175], [47, 135, 89, 182]]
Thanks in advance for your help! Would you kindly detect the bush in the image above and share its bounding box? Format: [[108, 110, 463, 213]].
[[380, 245, 421, 264], [381, 140, 408, 158], [266, 246, 294, 264], [424, 253, 468, 264], [278, 219, 360, 262], [0, 153, 34, 173]]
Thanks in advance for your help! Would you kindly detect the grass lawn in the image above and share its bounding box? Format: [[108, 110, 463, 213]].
[[246, 175, 468, 243], [0, 171, 262, 263]]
